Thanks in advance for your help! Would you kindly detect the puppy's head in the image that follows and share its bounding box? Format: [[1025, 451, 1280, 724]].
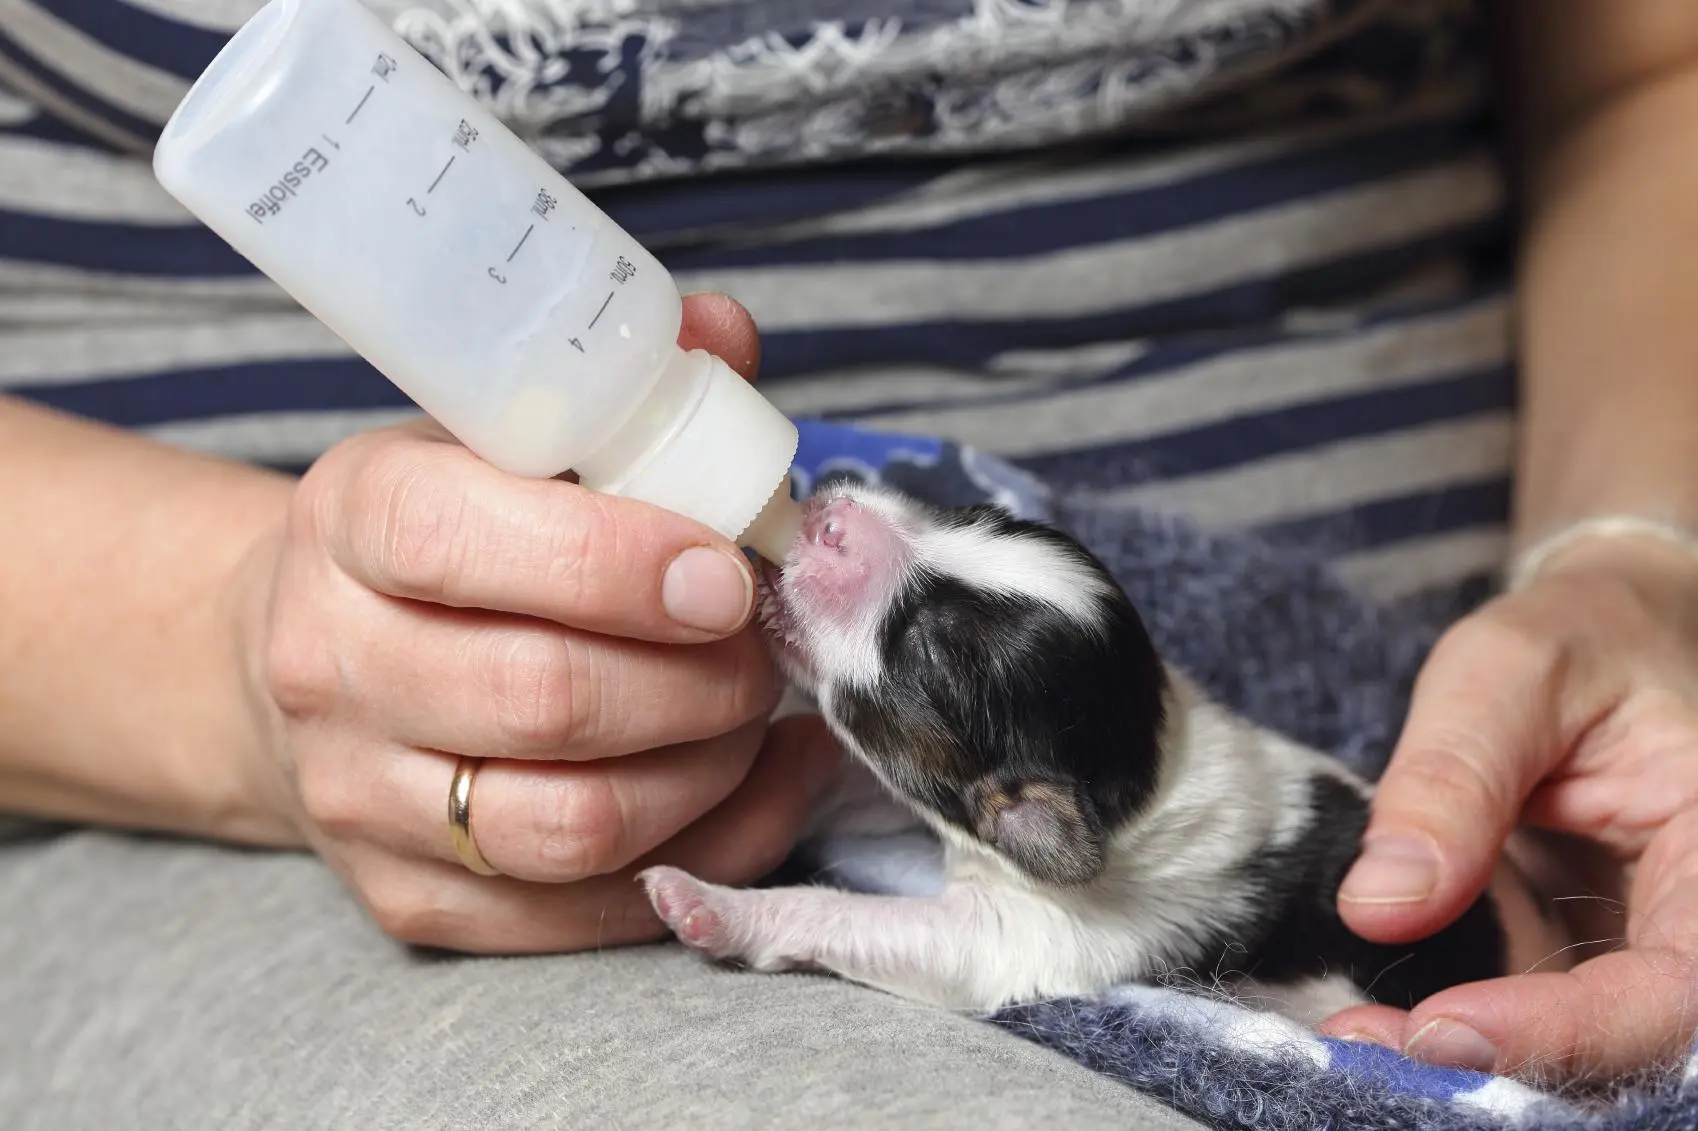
[[758, 481, 1167, 887]]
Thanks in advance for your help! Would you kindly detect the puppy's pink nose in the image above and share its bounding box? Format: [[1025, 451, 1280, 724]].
[[805, 497, 855, 549]]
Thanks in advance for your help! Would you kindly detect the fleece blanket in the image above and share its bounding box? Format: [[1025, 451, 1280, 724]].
[[784, 417, 1698, 1131]]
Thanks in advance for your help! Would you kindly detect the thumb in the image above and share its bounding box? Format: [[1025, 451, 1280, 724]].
[[1339, 615, 1568, 944], [679, 293, 761, 382]]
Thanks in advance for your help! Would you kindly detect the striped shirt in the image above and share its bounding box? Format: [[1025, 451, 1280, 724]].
[[0, 0, 1513, 610]]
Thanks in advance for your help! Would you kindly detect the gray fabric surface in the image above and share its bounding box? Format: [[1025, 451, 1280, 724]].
[[0, 830, 1202, 1130]]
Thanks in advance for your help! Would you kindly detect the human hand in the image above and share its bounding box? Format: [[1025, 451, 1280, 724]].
[[232, 293, 843, 953], [1319, 527, 1698, 1081]]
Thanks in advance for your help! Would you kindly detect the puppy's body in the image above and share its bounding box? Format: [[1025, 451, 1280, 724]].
[[641, 484, 1564, 1019]]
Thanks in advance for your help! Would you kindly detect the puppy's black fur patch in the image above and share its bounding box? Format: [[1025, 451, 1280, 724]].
[[1200, 774, 1506, 1007], [832, 505, 1166, 886]]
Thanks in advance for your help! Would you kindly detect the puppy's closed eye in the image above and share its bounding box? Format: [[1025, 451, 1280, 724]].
[[973, 779, 1105, 886]]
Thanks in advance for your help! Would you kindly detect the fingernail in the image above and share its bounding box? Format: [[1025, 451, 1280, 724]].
[[1339, 833, 1440, 905], [1334, 1031, 1394, 1048], [663, 547, 753, 633], [1405, 1019, 1498, 1072]]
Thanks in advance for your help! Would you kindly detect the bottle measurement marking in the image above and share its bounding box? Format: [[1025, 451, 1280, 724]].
[[588, 292, 614, 330], [506, 224, 534, 263], [345, 85, 374, 124], [427, 155, 455, 194]]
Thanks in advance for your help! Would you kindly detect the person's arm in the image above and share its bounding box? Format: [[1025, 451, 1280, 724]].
[[0, 395, 298, 845], [1503, 2, 1698, 543]]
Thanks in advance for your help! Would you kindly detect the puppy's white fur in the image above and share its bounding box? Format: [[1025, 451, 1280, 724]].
[[644, 672, 1377, 1022]]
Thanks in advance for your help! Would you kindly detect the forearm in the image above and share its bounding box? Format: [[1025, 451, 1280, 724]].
[[1506, 5, 1698, 547], [0, 395, 297, 844]]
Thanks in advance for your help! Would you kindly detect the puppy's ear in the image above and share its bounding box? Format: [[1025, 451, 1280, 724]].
[[973, 780, 1105, 885]]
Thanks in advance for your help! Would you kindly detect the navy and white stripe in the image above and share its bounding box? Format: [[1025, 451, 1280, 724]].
[[0, 0, 1515, 611]]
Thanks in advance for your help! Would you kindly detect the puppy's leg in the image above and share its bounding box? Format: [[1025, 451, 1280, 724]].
[[640, 867, 1126, 1011]]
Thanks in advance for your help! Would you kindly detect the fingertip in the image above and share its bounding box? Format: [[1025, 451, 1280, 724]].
[[1400, 976, 1573, 1078], [531, 486, 757, 642], [1317, 1004, 1407, 1048], [680, 292, 761, 381], [1402, 955, 1698, 1082], [660, 544, 756, 636], [1336, 828, 1483, 944], [1336, 900, 1443, 946], [1403, 1016, 1500, 1073], [1339, 831, 1441, 906]]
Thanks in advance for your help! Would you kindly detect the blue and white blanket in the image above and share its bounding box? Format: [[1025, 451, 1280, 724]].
[[788, 418, 1698, 1131]]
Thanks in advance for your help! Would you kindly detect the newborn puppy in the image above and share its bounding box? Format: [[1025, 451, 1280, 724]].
[[640, 483, 1565, 1019]]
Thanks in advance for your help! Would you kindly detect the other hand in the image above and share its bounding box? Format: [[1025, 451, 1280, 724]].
[[1321, 532, 1698, 1081]]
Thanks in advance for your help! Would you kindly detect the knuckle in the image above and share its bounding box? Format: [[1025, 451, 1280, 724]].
[[485, 632, 596, 752], [540, 490, 624, 602], [1433, 611, 1562, 684], [290, 431, 397, 554], [345, 440, 470, 594], [263, 615, 341, 721], [284, 463, 335, 549], [364, 883, 452, 947], [531, 774, 627, 878], [292, 753, 364, 837]]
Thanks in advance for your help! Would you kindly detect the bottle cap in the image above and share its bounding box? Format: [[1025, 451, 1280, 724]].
[[573, 347, 800, 551]]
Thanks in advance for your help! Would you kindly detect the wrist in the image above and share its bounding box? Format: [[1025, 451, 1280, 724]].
[[1508, 514, 1698, 611], [0, 401, 307, 845], [209, 523, 307, 848], [0, 521, 303, 847]]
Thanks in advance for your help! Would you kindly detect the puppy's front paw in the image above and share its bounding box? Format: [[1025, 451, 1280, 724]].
[[641, 866, 732, 956], [639, 866, 808, 973]]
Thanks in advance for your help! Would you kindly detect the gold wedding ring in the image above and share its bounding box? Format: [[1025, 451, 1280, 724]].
[[448, 756, 500, 876]]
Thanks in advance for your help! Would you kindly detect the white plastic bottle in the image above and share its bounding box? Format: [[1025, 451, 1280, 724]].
[[152, 0, 803, 560]]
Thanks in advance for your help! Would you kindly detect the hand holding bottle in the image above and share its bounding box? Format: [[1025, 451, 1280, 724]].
[[233, 295, 842, 952]]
